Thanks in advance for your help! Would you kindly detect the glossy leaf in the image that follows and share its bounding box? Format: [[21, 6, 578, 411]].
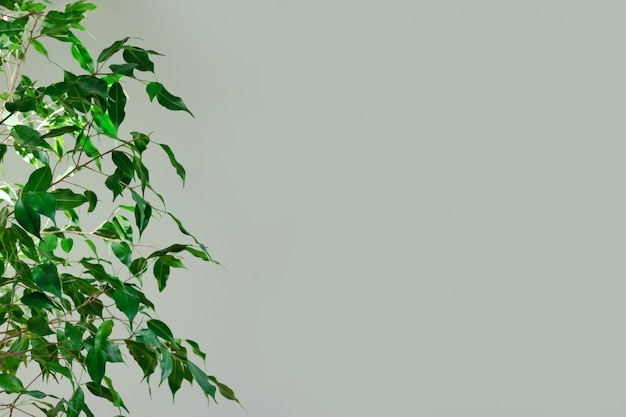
[[0, 374, 25, 393], [122, 47, 154, 72], [23, 165, 52, 193], [22, 191, 57, 225], [147, 319, 176, 345], [153, 258, 170, 292], [147, 82, 194, 116], [32, 263, 63, 299], [159, 350, 173, 385], [50, 188, 87, 210], [21, 292, 56, 310], [97, 37, 129, 63], [108, 81, 126, 129]]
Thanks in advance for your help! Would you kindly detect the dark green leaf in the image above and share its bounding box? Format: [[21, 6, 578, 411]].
[[147, 82, 194, 116], [185, 339, 207, 362], [77, 77, 107, 97], [187, 362, 216, 399], [111, 151, 133, 178], [125, 340, 157, 380], [23, 165, 52, 193], [15, 198, 40, 237], [108, 81, 126, 129], [122, 47, 154, 72], [168, 357, 184, 399], [208, 376, 240, 403], [159, 144, 186, 185], [84, 190, 97, 212], [147, 243, 188, 258], [130, 257, 148, 277], [67, 387, 85, 417], [153, 258, 170, 292], [21, 292, 56, 310], [130, 131, 150, 153], [0, 374, 25, 393], [113, 285, 139, 327], [50, 188, 87, 210], [97, 37, 129, 63], [87, 348, 107, 391], [112, 215, 133, 241], [109, 62, 137, 77], [132, 191, 151, 236], [5, 98, 37, 113], [41, 125, 80, 139], [104, 173, 124, 200], [22, 191, 56, 225], [32, 263, 62, 299], [147, 319, 176, 345], [27, 315, 54, 336]]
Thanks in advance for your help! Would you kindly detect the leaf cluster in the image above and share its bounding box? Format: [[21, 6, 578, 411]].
[[0, 1, 238, 416]]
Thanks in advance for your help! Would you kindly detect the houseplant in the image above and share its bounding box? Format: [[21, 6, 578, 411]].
[[0, 1, 239, 415]]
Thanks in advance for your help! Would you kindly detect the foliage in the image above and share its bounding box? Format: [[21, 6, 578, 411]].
[[0, 1, 239, 415]]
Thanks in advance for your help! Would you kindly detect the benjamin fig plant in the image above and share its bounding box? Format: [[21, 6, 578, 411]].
[[0, 1, 239, 416]]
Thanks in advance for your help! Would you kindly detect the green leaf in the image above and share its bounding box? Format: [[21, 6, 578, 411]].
[[0, 374, 25, 393], [132, 190, 151, 236], [31, 38, 48, 57], [5, 98, 37, 113], [67, 388, 85, 417], [94, 320, 114, 349], [147, 243, 188, 258], [153, 258, 170, 292], [158, 254, 185, 269], [50, 188, 87, 210], [111, 241, 132, 267], [159, 144, 186, 186], [208, 376, 240, 403], [131, 131, 150, 153], [71, 40, 95, 73], [111, 151, 133, 178], [187, 362, 216, 400], [185, 339, 207, 362], [22, 191, 57, 225], [147, 82, 194, 116], [113, 285, 139, 328], [108, 81, 126, 129], [39, 233, 58, 252], [84, 190, 97, 212], [23, 165, 52, 193], [41, 125, 80, 139], [168, 357, 184, 399], [87, 377, 129, 411], [159, 350, 173, 386], [147, 319, 176, 345], [146, 81, 162, 101], [24, 390, 47, 399], [125, 340, 157, 380], [21, 292, 56, 310], [15, 198, 40, 237], [61, 237, 74, 253], [109, 62, 137, 77], [97, 37, 129, 63], [130, 257, 148, 277], [77, 77, 107, 97], [32, 263, 62, 299], [103, 342, 123, 363], [122, 47, 154, 72], [27, 315, 54, 336], [104, 172, 124, 200], [112, 215, 133, 241]]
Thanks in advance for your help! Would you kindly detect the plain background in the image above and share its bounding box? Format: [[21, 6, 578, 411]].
[[12, 0, 626, 416]]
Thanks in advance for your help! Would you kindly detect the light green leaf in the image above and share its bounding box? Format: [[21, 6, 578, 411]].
[[159, 350, 173, 386], [208, 376, 241, 404], [61, 237, 74, 253], [185, 339, 207, 362]]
